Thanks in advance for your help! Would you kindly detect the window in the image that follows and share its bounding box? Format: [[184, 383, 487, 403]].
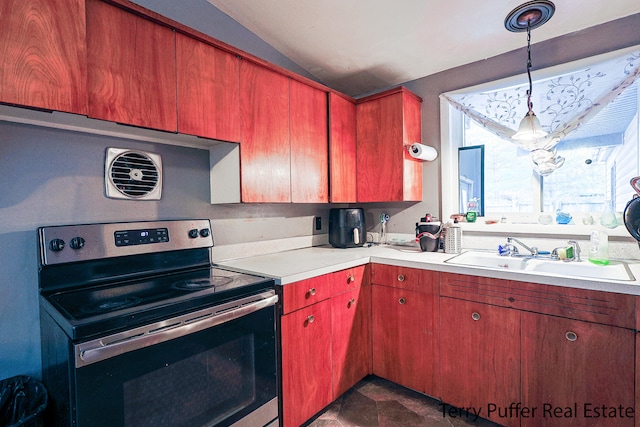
[[443, 46, 640, 222]]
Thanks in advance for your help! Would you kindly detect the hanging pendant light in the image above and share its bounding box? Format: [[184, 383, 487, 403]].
[[505, 1, 555, 142]]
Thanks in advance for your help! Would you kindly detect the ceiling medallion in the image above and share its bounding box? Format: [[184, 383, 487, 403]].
[[504, 1, 555, 33]]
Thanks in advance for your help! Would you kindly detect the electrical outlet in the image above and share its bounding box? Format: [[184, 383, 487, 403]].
[[315, 216, 322, 230]]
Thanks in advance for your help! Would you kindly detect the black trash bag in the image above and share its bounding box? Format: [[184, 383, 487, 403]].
[[0, 376, 48, 427]]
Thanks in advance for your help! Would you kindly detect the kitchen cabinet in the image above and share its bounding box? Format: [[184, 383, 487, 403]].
[[521, 311, 634, 427], [281, 298, 332, 427], [281, 265, 369, 426], [329, 93, 357, 202], [331, 269, 370, 398], [356, 87, 422, 202], [370, 264, 439, 396], [86, 0, 177, 132], [176, 33, 240, 142], [290, 79, 329, 203], [439, 297, 521, 427], [0, 0, 87, 114], [239, 61, 291, 202]]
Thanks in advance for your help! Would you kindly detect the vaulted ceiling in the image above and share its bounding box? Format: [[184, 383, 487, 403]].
[[206, 0, 640, 97]]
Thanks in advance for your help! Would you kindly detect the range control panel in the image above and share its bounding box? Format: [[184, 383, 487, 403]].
[[39, 220, 213, 266]]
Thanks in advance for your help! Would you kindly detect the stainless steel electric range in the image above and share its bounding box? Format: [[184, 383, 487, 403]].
[[38, 219, 279, 427]]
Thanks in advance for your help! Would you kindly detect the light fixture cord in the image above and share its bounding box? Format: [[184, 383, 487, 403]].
[[526, 22, 534, 114]]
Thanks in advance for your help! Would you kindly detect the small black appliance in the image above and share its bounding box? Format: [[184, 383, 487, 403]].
[[329, 208, 366, 248]]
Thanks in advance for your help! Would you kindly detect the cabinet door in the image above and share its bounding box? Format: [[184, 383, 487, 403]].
[[356, 88, 422, 202], [239, 61, 290, 202], [371, 285, 439, 395], [86, 0, 177, 131], [0, 0, 87, 114], [290, 80, 328, 203], [440, 297, 520, 427], [331, 285, 371, 398], [522, 312, 634, 427], [329, 93, 357, 203], [176, 34, 240, 142], [281, 299, 332, 427]]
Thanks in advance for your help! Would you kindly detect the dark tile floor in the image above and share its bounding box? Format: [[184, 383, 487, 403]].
[[305, 376, 501, 427]]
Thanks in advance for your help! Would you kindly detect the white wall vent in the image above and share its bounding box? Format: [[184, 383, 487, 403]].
[[105, 148, 162, 200]]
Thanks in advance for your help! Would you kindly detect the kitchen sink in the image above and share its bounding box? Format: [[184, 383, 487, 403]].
[[445, 250, 635, 281], [524, 258, 635, 281]]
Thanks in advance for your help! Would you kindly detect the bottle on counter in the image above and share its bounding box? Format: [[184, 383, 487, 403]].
[[588, 230, 609, 265]]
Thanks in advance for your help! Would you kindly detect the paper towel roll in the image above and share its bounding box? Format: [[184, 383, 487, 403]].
[[408, 143, 438, 161]]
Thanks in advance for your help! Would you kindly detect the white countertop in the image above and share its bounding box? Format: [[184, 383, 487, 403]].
[[216, 244, 640, 296]]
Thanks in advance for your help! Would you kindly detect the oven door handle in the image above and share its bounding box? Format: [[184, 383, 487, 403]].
[[75, 291, 278, 368]]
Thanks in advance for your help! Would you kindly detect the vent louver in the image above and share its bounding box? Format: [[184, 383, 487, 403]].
[[105, 148, 162, 200]]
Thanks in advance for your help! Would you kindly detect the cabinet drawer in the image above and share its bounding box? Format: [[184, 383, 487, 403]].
[[370, 263, 437, 293], [441, 272, 635, 329], [331, 265, 367, 295], [283, 276, 332, 314]]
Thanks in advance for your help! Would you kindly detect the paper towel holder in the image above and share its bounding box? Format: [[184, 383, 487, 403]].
[[406, 143, 438, 161]]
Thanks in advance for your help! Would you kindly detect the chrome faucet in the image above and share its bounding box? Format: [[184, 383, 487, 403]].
[[505, 237, 539, 256], [551, 240, 582, 261]]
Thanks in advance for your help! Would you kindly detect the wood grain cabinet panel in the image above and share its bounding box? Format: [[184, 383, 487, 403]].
[[371, 285, 439, 396], [439, 297, 521, 427], [356, 87, 422, 202], [522, 311, 635, 427], [86, 0, 177, 132], [281, 299, 332, 427], [0, 0, 87, 114], [329, 93, 357, 203], [176, 33, 240, 142], [331, 285, 371, 398], [290, 79, 328, 203], [239, 61, 291, 202]]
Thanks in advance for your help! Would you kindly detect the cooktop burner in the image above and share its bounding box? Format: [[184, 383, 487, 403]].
[[173, 277, 233, 291], [81, 296, 143, 314]]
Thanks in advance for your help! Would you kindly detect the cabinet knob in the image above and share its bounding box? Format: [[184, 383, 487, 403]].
[[397, 274, 405, 282], [347, 275, 355, 284], [398, 298, 406, 305], [308, 288, 317, 297], [471, 312, 481, 321], [347, 298, 356, 308], [565, 331, 578, 341], [307, 315, 315, 324]]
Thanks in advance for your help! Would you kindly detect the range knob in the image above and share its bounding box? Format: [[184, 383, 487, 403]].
[[188, 229, 199, 239], [199, 228, 210, 238], [70, 237, 86, 250], [49, 238, 65, 252]]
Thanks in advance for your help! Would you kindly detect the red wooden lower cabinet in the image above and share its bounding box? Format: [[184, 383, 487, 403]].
[[280, 299, 332, 427], [521, 311, 635, 427], [371, 285, 439, 396], [331, 285, 371, 398], [439, 297, 521, 427]]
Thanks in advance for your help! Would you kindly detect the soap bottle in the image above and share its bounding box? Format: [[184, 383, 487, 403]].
[[588, 230, 609, 265]]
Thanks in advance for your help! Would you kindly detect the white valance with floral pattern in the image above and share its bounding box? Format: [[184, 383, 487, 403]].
[[441, 46, 640, 152]]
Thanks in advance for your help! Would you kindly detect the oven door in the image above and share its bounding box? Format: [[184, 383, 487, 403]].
[[72, 291, 278, 427]]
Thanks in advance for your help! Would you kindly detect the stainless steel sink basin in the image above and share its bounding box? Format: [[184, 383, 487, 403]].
[[445, 250, 635, 281]]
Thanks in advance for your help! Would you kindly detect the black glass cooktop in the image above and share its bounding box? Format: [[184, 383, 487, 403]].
[[41, 267, 274, 340]]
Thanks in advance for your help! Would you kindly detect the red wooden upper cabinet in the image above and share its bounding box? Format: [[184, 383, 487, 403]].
[[356, 87, 422, 202], [290, 80, 328, 203], [239, 61, 291, 203], [329, 93, 357, 203], [86, 0, 177, 132], [176, 34, 240, 142], [0, 0, 87, 114]]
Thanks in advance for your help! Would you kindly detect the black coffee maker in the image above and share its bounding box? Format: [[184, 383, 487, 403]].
[[329, 208, 366, 248]]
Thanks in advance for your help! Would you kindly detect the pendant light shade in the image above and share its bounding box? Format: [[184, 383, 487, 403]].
[[512, 111, 547, 141]]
